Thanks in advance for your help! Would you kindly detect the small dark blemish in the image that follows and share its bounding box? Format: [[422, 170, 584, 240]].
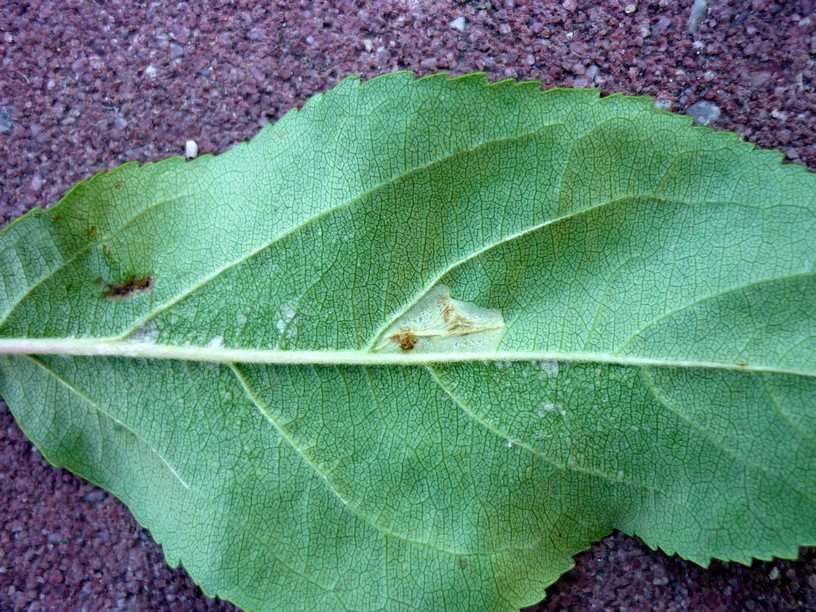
[[391, 331, 418, 352], [736, 360, 748, 368], [87, 226, 97, 238], [114, 180, 124, 190], [103, 275, 154, 300], [457, 557, 468, 569]]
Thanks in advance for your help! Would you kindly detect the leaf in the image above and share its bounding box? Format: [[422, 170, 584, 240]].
[[1, 72, 815, 611]]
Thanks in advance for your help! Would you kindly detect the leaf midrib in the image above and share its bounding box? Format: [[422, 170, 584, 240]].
[[0, 340, 813, 379]]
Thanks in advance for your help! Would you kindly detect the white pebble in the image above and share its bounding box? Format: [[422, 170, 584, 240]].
[[185, 139, 199, 160], [449, 16, 467, 32]]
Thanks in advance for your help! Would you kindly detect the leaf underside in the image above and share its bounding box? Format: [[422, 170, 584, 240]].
[[1, 72, 815, 611]]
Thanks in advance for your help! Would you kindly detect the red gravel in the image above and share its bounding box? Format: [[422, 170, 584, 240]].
[[1, 1, 816, 610]]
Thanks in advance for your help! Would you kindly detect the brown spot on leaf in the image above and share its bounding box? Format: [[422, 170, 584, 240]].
[[103, 275, 154, 300], [87, 226, 97, 238], [457, 557, 468, 569], [736, 360, 748, 368], [390, 331, 419, 352]]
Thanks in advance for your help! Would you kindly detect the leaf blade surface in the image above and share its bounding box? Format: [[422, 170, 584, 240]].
[[0, 72, 815, 611]]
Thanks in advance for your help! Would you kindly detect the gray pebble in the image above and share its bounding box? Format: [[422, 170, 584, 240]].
[[688, 0, 708, 35], [0, 106, 12, 134], [653, 16, 673, 35], [82, 490, 106, 503], [686, 100, 721, 126], [750, 71, 772, 88], [169, 42, 184, 61], [420, 57, 438, 70], [247, 27, 265, 41]]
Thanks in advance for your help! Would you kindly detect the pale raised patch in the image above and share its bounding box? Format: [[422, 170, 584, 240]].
[[373, 284, 505, 353]]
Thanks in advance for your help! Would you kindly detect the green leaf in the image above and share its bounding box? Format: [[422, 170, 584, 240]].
[[1, 72, 815, 611]]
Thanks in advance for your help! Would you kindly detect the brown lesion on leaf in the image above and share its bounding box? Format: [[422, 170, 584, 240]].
[[390, 330, 419, 352], [375, 284, 505, 353], [87, 226, 97, 238], [437, 295, 487, 336], [103, 275, 154, 300]]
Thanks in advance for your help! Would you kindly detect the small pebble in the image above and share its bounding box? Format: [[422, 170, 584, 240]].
[[420, 57, 437, 70], [768, 567, 780, 580], [144, 64, 157, 78], [247, 27, 265, 41], [750, 71, 772, 88], [169, 42, 184, 61], [449, 16, 467, 32], [184, 139, 199, 160], [82, 490, 106, 503], [0, 106, 12, 134], [686, 100, 721, 126], [653, 16, 673, 35], [688, 0, 708, 35], [624, 3, 637, 14], [652, 576, 669, 586], [807, 574, 816, 589]]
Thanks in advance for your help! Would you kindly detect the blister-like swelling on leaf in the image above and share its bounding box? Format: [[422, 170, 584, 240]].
[[374, 284, 505, 353], [0, 72, 815, 612]]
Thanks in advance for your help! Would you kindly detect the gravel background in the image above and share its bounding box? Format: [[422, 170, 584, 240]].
[[2, 0, 816, 610]]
